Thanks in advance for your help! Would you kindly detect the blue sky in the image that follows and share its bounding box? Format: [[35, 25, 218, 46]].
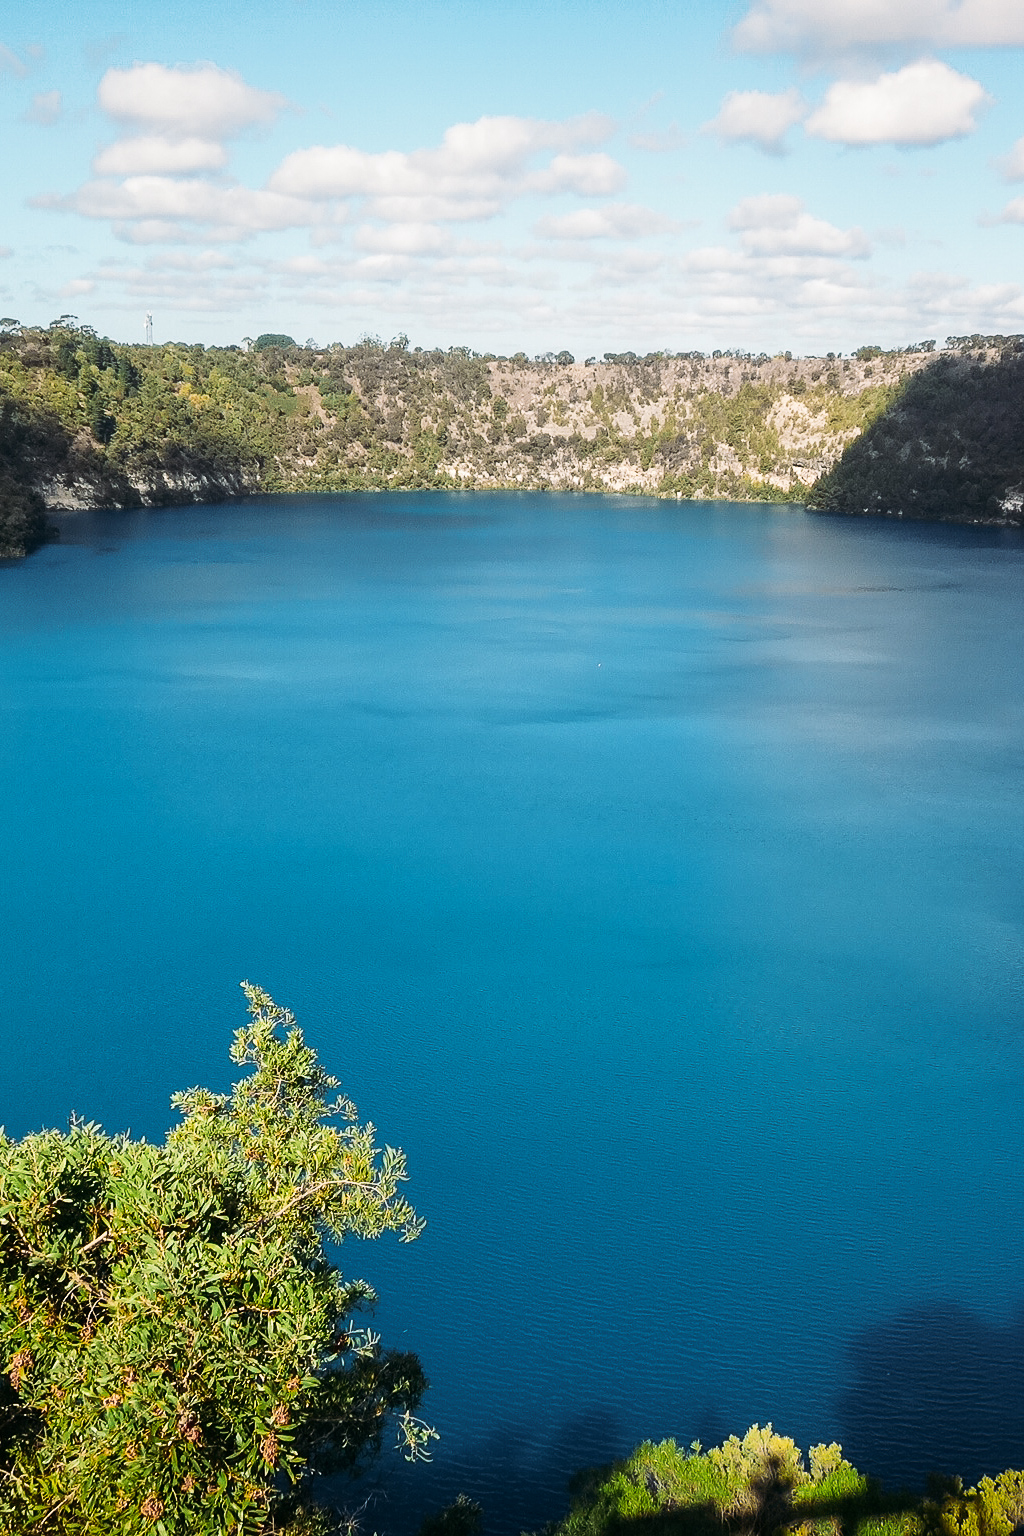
[[2, 0, 1024, 354]]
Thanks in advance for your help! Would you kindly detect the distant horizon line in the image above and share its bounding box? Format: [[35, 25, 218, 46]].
[[4, 315, 1022, 363]]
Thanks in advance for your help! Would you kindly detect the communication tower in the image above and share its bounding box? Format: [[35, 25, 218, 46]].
[[145, 313, 153, 345]]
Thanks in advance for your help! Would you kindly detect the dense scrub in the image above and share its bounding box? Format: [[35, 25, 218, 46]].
[[807, 341, 1024, 524], [0, 986, 431, 1535], [548, 1426, 1024, 1536], [5, 320, 1020, 556], [0, 321, 932, 556]]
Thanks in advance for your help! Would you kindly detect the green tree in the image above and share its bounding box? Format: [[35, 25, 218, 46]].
[[0, 984, 434, 1535]]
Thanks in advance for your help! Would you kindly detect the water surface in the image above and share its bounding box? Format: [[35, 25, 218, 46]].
[[1, 493, 1022, 1530]]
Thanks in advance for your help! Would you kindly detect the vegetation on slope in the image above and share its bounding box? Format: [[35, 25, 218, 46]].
[[5, 318, 1020, 556], [807, 338, 1024, 524], [0, 318, 930, 557], [549, 1426, 1024, 1536]]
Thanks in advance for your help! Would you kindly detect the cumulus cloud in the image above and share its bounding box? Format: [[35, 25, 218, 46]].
[[997, 136, 1024, 179], [704, 88, 806, 153], [93, 136, 228, 174], [47, 95, 625, 247], [995, 196, 1024, 222], [269, 113, 621, 222], [733, 0, 1024, 53], [352, 222, 451, 255], [0, 43, 27, 76], [526, 152, 626, 197], [91, 62, 286, 184], [41, 176, 316, 239], [534, 203, 673, 239], [97, 62, 285, 138], [729, 194, 870, 256], [805, 60, 990, 145]]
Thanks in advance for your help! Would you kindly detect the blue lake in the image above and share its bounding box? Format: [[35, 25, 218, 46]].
[[1, 492, 1023, 1531]]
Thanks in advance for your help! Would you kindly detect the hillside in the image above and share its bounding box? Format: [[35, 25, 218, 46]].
[[0, 320, 952, 557], [807, 338, 1024, 524]]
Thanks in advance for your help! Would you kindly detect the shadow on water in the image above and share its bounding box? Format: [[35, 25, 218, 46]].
[[355, 1408, 625, 1536], [370, 1301, 1024, 1536], [376, 1432, 925, 1536], [838, 1300, 1024, 1490]]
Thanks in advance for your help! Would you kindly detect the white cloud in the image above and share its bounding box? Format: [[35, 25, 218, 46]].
[[268, 114, 621, 221], [363, 194, 505, 223], [729, 194, 870, 256], [733, 0, 1024, 53], [534, 203, 673, 239], [97, 62, 285, 139], [49, 176, 316, 237], [704, 88, 806, 153], [805, 60, 990, 145], [0, 42, 27, 76], [352, 223, 450, 255], [93, 135, 228, 175], [628, 124, 684, 152], [66, 63, 290, 240], [47, 102, 625, 247], [996, 196, 1024, 221], [997, 136, 1024, 179], [110, 220, 247, 246], [526, 153, 626, 197], [25, 90, 61, 125]]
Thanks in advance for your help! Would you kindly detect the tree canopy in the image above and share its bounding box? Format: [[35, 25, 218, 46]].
[[0, 983, 433, 1536]]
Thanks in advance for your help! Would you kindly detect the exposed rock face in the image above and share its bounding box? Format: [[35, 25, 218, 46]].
[[38, 466, 257, 512], [282, 349, 932, 502]]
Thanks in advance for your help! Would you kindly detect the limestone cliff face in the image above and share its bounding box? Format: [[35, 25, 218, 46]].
[[278, 347, 933, 502], [37, 464, 259, 513]]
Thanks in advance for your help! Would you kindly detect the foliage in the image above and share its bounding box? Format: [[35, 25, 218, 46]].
[[549, 1425, 1024, 1536], [0, 320, 978, 556], [0, 983, 432, 1535], [923, 1471, 1024, 1536], [549, 1428, 927, 1536], [418, 1492, 485, 1536], [807, 348, 1024, 523]]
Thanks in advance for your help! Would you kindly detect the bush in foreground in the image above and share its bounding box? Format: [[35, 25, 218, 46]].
[[551, 1425, 1024, 1536], [0, 984, 433, 1535]]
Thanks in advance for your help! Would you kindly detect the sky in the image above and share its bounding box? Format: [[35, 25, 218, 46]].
[[2, 0, 1024, 355]]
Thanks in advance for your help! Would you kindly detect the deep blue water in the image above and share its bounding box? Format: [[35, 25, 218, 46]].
[[2, 493, 1023, 1531]]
